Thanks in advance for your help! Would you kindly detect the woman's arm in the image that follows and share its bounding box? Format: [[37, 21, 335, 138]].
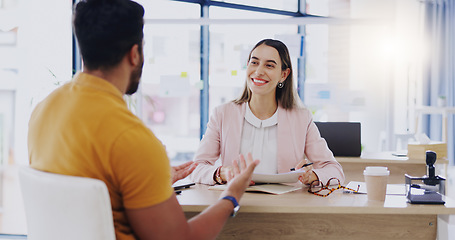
[[190, 107, 223, 185], [304, 118, 345, 184]]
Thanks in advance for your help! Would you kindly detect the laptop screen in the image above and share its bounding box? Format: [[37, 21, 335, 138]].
[[314, 122, 361, 157]]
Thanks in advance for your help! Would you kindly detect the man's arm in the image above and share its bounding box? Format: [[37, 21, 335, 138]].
[[126, 193, 235, 240], [126, 153, 259, 240]]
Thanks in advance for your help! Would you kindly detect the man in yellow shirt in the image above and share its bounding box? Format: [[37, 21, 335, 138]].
[[27, 0, 259, 239]]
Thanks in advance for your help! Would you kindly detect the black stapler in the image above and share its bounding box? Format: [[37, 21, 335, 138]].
[[405, 151, 445, 204]]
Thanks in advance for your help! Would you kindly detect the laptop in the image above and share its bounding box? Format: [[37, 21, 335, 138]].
[[314, 122, 361, 157]]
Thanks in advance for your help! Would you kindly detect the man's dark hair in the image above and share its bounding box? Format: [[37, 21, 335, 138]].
[[73, 0, 144, 70]]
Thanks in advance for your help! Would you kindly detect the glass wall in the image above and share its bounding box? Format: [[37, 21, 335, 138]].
[[214, 0, 299, 12], [137, 0, 424, 162], [0, 0, 427, 165], [137, 0, 202, 161], [140, 24, 201, 161]]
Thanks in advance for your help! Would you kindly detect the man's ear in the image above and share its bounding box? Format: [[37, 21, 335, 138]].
[[128, 44, 140, 66]]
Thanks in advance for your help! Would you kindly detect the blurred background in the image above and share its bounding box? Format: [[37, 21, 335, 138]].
[[0, 0, 453, 167], [0, 0, 454, 236]]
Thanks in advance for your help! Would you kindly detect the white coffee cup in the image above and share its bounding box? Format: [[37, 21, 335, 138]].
[[363, 166, 390, 201]]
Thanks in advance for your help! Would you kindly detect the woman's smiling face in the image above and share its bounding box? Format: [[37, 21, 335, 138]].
[[246, 44, 287, 99]]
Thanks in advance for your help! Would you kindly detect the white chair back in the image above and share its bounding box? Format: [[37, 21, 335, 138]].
[[18, 166, 116, 240]]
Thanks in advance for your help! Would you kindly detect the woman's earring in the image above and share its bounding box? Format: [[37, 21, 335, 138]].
[[277, 82, 284, 88]]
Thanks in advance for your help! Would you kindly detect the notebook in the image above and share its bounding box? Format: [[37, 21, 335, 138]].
[[314, 122, 361, 157]]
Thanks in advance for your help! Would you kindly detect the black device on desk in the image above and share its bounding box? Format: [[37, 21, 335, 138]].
[[173, 182, 195, 191], [172, 180, 195, 195], [314, 122, 361, 157], [405, 151, 445, 205]]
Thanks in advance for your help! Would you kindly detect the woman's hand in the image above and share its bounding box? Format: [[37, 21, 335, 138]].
[[219, 166, 233, 184], [171, 161, 198, 184], [295, 159, 319, 185]]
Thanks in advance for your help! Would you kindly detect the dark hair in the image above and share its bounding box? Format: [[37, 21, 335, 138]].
[[73, 0, 144, 70], [233, 39, 299, 109]]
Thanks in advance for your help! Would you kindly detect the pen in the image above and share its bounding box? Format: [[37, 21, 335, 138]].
[[290, 162, 313, 171]]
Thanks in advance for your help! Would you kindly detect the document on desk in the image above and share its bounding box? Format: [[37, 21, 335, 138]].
[[251, 168, 306, 184], [346, 181, 406, 195], [209, 183, 302, 195]]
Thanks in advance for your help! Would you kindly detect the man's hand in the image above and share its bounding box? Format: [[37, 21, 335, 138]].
[[220, 153, 259, 201], [171, 161, 197, 184]]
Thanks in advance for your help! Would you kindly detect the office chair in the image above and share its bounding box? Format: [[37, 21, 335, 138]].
[[314, 122, 361, 157], [18, 166, 116, 240]]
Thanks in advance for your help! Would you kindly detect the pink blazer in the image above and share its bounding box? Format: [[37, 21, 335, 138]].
[[190, 102, 345, 185]]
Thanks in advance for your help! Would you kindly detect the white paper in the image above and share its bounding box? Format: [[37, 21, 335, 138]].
[[346, 181, 406, 195], [252, 169, 306, 184]]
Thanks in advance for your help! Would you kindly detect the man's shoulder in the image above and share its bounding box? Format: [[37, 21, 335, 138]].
[[104, 106, 150, 137]]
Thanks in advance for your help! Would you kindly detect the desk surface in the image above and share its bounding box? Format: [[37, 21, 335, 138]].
[[336, 151, 449, 165], [177, 183, 455, 215], [336, 152, 448, 184], [179, 184, 455, 240]]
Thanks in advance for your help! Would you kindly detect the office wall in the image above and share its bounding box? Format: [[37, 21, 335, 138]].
[[7, 0, 72, 165]]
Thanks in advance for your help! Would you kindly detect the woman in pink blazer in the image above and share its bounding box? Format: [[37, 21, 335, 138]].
[[190, 39, 344, 186]]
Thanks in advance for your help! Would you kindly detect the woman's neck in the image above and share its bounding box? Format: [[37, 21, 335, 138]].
[[249, 96, 278, 120]]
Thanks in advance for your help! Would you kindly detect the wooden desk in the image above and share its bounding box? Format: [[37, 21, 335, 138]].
[[336, 152, 448, 184], [178, 184, 455, 240]]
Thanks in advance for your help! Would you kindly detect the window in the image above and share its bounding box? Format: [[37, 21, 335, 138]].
[[215, 0, 299, 12], [140, 24, 201, 161], [137, 0, 424, 162], [135, 1, 202, 161]]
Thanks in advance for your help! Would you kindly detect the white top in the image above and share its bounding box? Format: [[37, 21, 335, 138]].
[[240, 103, 278, 174]]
